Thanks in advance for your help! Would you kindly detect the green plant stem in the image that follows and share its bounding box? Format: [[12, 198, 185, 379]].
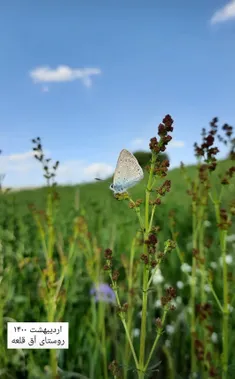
[[135, 206, 145, 231], [99, 302, 108, 379], [190, 202, 197, 376], [139, 266, 149, 375], [198, 209, 207, 379], [124, 238, 136, 379], [149, 204, 156, 231], [46, 189, 55, 260], [209, 184, 230, 379], [144, 309, 167, 371], [33, 213, 48, 260], [58, 218, 80, 318], [162, 345, 174, 379], [47, 305, 57, 379], [199, 210, 206, 304], [110, 275, 139, 369], [214, 202, 229, 379], [222, 235, 229, 378], [46, 189, 58, 379], [128, 198, 145, 231], [138, 153, 157, 378], [207, 280, 223, 313]]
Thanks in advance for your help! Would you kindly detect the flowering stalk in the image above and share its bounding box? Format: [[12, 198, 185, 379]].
[[194, 117, 235, 379], [138, 116, 174, 377], [30, 138, 62, 378], [211, 198, 230, 379], [105, 115, 175, 378], [104, 248, 139, 371], [123, 236, 139, 379], [190, 196, 197, 376], [198, 213, 207, 379], [111, 277, 139, 368], [144, 307, 167, 370]]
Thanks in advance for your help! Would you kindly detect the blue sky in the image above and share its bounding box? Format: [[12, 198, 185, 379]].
[[0, 0, 235, 188]]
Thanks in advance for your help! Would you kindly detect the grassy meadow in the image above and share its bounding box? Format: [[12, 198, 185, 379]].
[[0, 116, 235, 379]]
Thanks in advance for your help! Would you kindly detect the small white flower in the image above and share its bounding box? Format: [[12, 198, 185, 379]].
[[192, 373, 198, 379], [155, 299, 162, 308], [219, 255, 233, 266], [211, 332, 218, 343], [187, 307, 193, 315], [165, 339, 171, 348], [176, 296, 182, 305], [226, 255, 233, 264], [132, 328, 140, 338], [228, 304, 234, 313], [204, 284, 211, 293], [177, 281, 184, 289], [187, 275, 192, 285], [187, 275, 197, 286], [181, 263, 192, 273], [152, 268, 164, 285], [164, 282, 170, 289], [210, 262, 217, 269], [138, 310, 148, 318], [166, 324, 175, 335], [204, 220, 211, 227], [226, 234, 235, 243], [177, 310, 186, 322]]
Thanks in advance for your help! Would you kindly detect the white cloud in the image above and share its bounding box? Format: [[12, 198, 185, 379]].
[[0, 151, 49, 177], [57, 161, 113, 182], [131, 138, 146, 147], [0, 150, 113, 188], [0, 152, 39, 184], [30, 65, 101, 88], [130, 138, 148, 150], [168, 140, 185, 148], [6, 151, 35, 162], [210, 0, 235, 24], [83, 163, 114, 179]]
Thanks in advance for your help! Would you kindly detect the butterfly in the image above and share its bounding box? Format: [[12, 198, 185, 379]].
[[109, 149, 144, 194]]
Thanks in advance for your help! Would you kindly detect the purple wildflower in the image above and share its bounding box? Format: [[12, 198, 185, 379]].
[[90, 283, 116, 304]]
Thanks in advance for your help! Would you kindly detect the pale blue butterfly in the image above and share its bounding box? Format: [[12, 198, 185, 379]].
[[109, 149, 144, 194]]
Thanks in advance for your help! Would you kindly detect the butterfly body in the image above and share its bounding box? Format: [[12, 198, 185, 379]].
[[110, 149, 144, 194]]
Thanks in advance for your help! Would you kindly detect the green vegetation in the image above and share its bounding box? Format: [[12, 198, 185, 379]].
[[0, 116, 235, 379]]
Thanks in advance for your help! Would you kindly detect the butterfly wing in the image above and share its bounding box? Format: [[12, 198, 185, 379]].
[[112, 149, 144, 193]]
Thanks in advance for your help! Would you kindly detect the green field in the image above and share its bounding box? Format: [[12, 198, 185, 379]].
[[1, 125, 235, 379]]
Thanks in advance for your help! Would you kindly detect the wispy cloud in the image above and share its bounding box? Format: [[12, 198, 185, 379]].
[[0, 151, 39, 177], [6, 151, 35, 162], [168, 140, 185, 148], [58, 161, 113, 182], [83, 163, 113, 179], [130, 138, 148, 150], [29, 65, 102, 88], [210, 0, 235, 24], [0, 150, 113, 187]]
